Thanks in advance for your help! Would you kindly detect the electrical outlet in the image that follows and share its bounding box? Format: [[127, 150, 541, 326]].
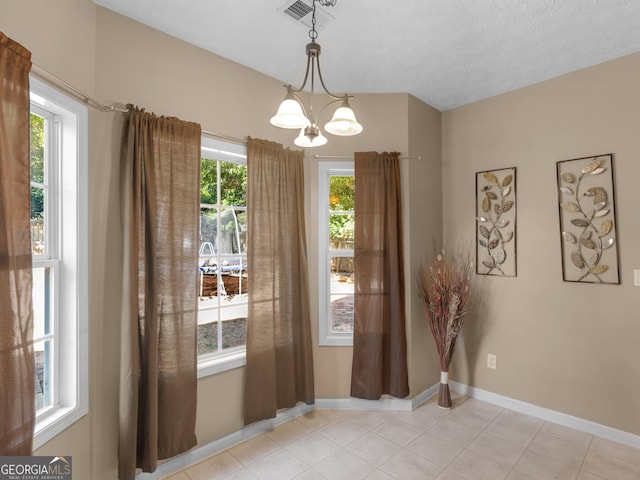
[[634, 270, 640, 286], [487, 354, 497, 370]]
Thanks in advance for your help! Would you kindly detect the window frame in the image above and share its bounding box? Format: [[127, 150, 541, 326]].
[[318, 161, 355, 346], [29, 77, 89, 449], [197, 136, 248, 378]]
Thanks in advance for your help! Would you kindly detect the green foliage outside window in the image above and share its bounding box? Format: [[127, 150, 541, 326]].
[[329, 176, 354, 242], [200, 159, 247, 207], [30, 113, 45, 219]]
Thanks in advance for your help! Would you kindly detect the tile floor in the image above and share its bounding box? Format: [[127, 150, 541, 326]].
[[163, 394, 640, 480]]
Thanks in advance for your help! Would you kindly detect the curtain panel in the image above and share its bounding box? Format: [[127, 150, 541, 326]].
[[0, 32, 35, 456], [244, 137, 314, 425], [118, 106, 201, 478], [351, 151, 409, 400]]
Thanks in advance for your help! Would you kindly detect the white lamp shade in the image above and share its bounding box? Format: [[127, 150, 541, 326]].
[[294, 127, 327, 148], [324, 102, 363, 136], [270, 97, 309, 129]]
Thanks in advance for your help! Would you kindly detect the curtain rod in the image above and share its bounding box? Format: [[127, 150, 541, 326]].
[[31, 63, 128, 113], [32, 64, 248, 144], [313, 154, 422, 161], [201, 130, 246, 145]]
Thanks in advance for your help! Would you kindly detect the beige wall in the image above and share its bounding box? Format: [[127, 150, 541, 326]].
[[406, 95, 443, 395], [443, 53, 640, 436], [2, 2, 441, 478], [1, 0, 97, 93]]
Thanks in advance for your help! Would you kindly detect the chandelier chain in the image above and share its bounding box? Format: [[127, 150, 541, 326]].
[[308, 0, 338, 41], [269, 0, 362, 146], [309, 1, 317, 40]]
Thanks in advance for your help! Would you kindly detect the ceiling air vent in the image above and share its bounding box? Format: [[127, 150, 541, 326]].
[[279, 0, 335, 30], [284, 0, 313, 21]]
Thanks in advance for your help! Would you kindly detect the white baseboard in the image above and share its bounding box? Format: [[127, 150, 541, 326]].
[[315, 396, 413, 411], [449, 381, 640, 449], [411, 382, 441, 410], [314, 382, 441, 412], [136, 402, 314, 480], [137, 382, 640, 478]]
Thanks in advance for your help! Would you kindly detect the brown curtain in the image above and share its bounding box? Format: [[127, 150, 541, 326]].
[[0, 32, 34, 456], [118, 106, 201, 479], [243, 137, 314, 425], [351, 151, 409, 399]]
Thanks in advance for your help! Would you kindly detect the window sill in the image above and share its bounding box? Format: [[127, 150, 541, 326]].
[[34, 404, 88, 450], [318, 330, 353, 347], [197, 349, 246, 379], [319, 335, 354, 347]]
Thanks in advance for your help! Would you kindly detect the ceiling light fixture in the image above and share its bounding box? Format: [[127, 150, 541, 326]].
[[270, 0, 362, 147]]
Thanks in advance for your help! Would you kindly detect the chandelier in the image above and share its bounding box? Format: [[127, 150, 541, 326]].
[[270, 0, 363, 147]]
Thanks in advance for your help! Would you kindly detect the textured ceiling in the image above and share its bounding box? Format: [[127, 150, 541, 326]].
[[93, 0, 640, 111]]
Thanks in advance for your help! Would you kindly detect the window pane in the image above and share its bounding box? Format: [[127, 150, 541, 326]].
[[330, 256, 354, 334], [236, 211, 247, 254], [220, 303, 247, 351], [219, 256, 247, 289], [220, 162, 246, 207], [30, 189, 45, 256], [200, 208, 246, 256], [200, 158, 217, 205], [34, 339, 52, 410], [329, 176, 354, 211], [30, 186, 45, 219], [197, 327, 217, 355], [32, 267, 51, 338], [218, 208, 241, 254], [219, 255, 247, 350], [30, 113, 45, 183], [329, 213, 354, 249], [197, 282, 248, 354], [200, 207, 217, 253]]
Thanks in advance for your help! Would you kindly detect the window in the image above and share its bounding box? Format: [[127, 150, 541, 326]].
[[197, 137, 248, 376], [318, 162, 355, 346], [29, 77, 88, 448]]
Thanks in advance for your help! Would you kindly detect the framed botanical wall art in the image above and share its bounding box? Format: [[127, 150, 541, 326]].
[[475, 167, 517, 276], [556, 154, 619, 284]]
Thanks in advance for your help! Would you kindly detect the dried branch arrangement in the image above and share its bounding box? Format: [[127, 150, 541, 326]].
[[418, 246, 473, 408]]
